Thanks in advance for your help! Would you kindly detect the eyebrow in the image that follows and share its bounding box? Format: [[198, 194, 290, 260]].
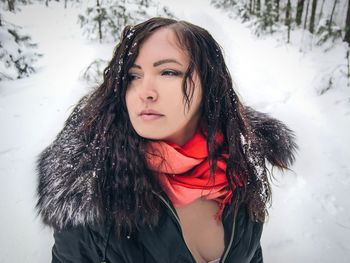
[[131, 59, 183, 69]]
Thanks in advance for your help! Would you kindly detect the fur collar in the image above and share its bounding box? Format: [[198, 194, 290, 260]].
[[36, 96, 297, 229]]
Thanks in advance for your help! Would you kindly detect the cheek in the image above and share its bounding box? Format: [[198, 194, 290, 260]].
[[125, 89, 134, 114], [186, 86, 202, 115]]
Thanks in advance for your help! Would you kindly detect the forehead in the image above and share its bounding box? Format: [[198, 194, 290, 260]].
[[135, 28, 188, 65]]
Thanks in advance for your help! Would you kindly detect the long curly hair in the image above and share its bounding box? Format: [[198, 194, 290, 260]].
[[79, 17, 282, 234]]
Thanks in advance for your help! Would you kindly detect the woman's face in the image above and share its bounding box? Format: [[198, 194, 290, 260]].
[[125, 28, 202, 146]]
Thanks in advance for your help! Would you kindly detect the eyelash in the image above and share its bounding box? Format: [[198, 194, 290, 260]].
[[127, 74, 139, 81], [127, 70, 183, 81], [161, 70, 182, 77]]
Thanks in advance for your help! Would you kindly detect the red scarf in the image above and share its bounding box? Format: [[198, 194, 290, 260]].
[[146, 130, 241, 221]]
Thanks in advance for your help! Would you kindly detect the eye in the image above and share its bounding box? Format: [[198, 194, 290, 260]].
[[161, 70, 182, 77], [127, 73, 140, 81]]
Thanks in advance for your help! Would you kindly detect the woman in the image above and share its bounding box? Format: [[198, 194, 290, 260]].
[[36, 17, 297, 263]]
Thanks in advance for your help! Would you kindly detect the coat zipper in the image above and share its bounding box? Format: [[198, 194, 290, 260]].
[[219, 202, 238, 263], [153, 192, 197, 263], [153, 191, 237, 263]]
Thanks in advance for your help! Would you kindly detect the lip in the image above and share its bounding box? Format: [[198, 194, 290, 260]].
[[139, 109, 164, 121]]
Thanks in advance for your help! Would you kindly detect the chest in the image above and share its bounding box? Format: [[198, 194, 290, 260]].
[[175, 198, 225, 263]]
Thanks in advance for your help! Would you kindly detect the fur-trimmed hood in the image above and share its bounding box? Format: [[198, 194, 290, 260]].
[[36, 96, 297, 230]]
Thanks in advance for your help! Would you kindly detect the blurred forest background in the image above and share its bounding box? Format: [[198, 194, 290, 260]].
[[1, 0, 350, 95], [1, 1, 350, 262]]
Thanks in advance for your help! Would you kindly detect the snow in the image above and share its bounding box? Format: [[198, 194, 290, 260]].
[[0, 0, 350, 262]]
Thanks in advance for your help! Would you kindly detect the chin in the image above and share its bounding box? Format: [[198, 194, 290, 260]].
[[136, 131, 164, 141]]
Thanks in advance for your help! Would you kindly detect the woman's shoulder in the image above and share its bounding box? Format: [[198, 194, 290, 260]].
[[245, 106, 297, 167], [36, 94, 104, 229]]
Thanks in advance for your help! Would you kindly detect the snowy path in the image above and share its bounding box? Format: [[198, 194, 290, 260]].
[[1, 1, 350, 262]]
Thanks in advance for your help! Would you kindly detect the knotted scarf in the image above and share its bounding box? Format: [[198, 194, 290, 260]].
[[146, 130, 241, 221]]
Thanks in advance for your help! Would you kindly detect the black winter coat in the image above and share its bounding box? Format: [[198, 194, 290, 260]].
[[52, 192, 263, 263], [36, 97, 297, 263]]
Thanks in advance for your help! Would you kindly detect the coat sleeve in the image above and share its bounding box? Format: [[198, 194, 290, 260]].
[[52, 226, 101, 263], [51, 225, 126, 263], [250, 244, 263, 263]]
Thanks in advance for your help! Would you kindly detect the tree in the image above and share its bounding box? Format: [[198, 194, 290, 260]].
[[7, 0, 15, 11], [303, 0, 310, 30], [256, 0, 261, 17], [285, 0, 292, 43], [262, 0, 275, 32], [318, 0, 326, 25], [0, 22, 42, 80], [78, 0, 174, 43], [249, 0, 254, 14], [344, 0, 350, 44], [78, 0, 132, 43], [274, 0, 280, 22], [0, 0, 41, 81], [0, 0, 23, 11], [296, 0, 305, 26], [316, 0, 342, 45], [79, 0, 175, 82], [328, 0, 338, 32], [309, 0, 318, 33], [96, 0, 103, 42]]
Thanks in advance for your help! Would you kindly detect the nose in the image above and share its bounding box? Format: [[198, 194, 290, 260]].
[[139, 76, 158, 102]]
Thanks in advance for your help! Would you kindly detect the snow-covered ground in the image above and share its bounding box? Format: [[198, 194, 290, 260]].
[[0, 1, 349, 262]]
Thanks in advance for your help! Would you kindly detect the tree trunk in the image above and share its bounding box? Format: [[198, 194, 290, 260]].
[[347, 48, 350, 84], [265, 0, 273, 30], [256, 0, 261, 17], [7, 0, 15, 11], [249, 0, 254, 14], [309, 0, 318, 33], [45, 0, 49, 7], [96, 0, 103, 42], [65, 0, 67, 8], [296, 0, 305, 26], [318, 0, 325, 24], [303, 0, 310, 30], [285, 0, 291, 42], [329, 0, 338, 32], [275, 0, 280, 22], [344, 0, 350, 44]]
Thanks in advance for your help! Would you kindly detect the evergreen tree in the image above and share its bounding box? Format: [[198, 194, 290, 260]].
[[0, 21, 42, 80], [274, 0, 280, 22], [344, 0, 350, 44], [249, 0, 254, 15], [309, 0, 318, 33], [285, 0, 292, 43], [318, 0, 326, 25], [78, 0, 174, 43], [79, 0, 175, 83], [211, 0, 237, 9], [329, 0, 338, 31], [0, 0, 28, 11], [252, 0, 279, 34], [316, 0, 342, 45], [296, 0, 305, 26], [8, 0, 15, 11], [303, 0, 310, 30], [0, 0, 42, 81], [256, 0, 261, 17], [210, 0, 348, 49]]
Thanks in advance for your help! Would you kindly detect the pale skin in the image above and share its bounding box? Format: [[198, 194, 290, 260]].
[[125, 28, 225, 263], [125, 27, 202, 146]]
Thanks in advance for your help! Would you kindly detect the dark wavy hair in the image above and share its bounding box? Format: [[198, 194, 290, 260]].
[[79, 17, 283, 234]]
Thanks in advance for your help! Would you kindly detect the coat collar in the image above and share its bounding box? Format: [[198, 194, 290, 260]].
[[36, 95, 297, 229]]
